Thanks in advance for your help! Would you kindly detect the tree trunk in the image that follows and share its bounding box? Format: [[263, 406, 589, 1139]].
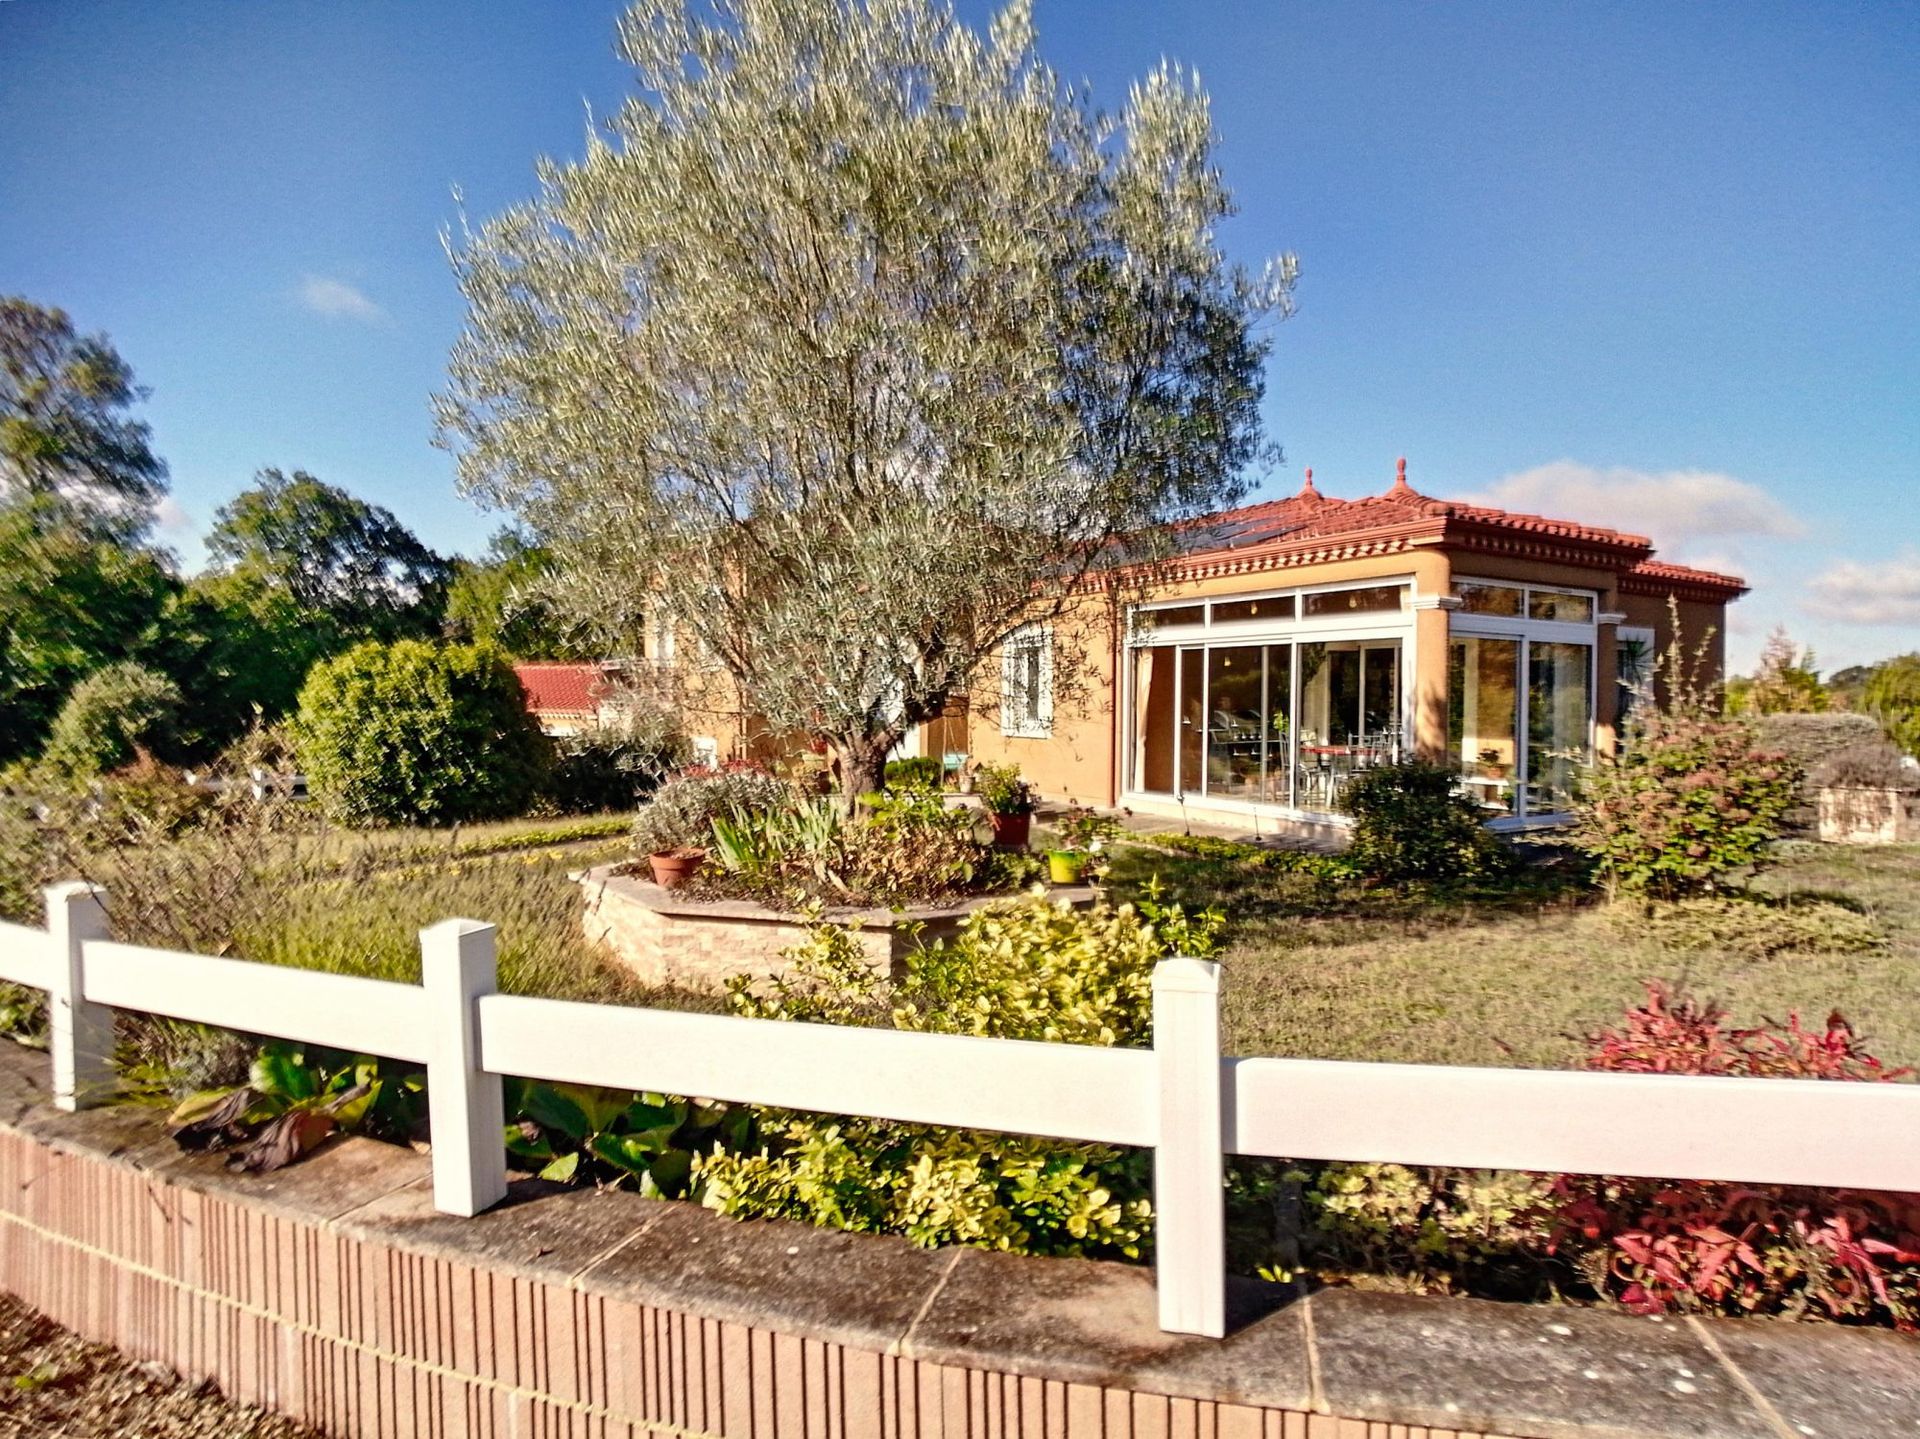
[[832, 732, 894, 813]]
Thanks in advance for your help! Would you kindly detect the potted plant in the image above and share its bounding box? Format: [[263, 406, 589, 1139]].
[[630, 782, 715, 889], [1478, 747, 1509, 780], [975, 762, 1035, 849], [1046, 805, 1120, 884]]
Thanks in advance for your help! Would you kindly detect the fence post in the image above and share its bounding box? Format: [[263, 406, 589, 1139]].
[[45, 882, 115, 1113], [1151, 955, 1226, 1337], [421, 918, 508, 1217]]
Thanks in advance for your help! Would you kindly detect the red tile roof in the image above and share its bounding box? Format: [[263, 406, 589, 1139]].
[[1620, 559, 1750, 601], [513, 663, 609, 718], [1174, 459, 1746, 597]]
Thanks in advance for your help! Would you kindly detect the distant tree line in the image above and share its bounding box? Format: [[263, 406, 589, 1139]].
[[0, 294, 588, 775]]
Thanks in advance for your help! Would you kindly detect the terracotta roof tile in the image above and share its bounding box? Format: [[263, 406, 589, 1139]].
[[513, 663, 609, 717]]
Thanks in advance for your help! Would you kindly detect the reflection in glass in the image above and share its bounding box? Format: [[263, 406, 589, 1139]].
[[1212, 595, 1296, 624], [1263, 643, 1293, 806], [1448, 637, 1521, 815], [1454, 582, 1523, 616], [1205, 647, 1263, 798], [1302, 584, 1407, 617], [1177, 646, 1205, 794], [1529, 590, 1595, 623], [1528, 642, 1592, 811], [1130, 646, 1178, 794]]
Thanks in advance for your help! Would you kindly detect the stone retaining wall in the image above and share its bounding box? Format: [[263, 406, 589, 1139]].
[[580, 867, 1095, 992], [0, 1043, 1914, 1439], [1816, 786, 1920, 844]]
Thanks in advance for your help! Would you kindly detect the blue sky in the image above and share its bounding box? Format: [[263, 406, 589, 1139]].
[[2, 1, 1915, 669]]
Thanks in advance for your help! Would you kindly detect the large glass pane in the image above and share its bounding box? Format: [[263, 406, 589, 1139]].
[[1448, 637, 1521, 815], [1177, 646, 1205, 794], [1528, 589, 1595, 623], [1527, 642, 1592, 812], [1454, 581, 1522, 616], [1212, 595, 1296, 624], [1205, 646, 1264, 798], [1361, 646, 1400, 743], [1263, 643, 1293, 805], [1302, 584, 1407, 618], [1130, 647, 1178, 794], [1137, 603, 1205, 632]]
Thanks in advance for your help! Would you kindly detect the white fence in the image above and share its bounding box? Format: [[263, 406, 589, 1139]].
[[2, 880, 1918, 1339]]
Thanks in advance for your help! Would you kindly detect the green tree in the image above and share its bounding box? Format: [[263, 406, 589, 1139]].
[[0, 297, 168, 537], [1865, 654, 1920, 757], [207, 468, 451, 641], [443, 528, 587, 657], [293, 639, 550, 825], [1739, 625, 1829, 715], [40, 661, 184, 777], [0, 500, 177, 763], [437, 0, 1292, 801]]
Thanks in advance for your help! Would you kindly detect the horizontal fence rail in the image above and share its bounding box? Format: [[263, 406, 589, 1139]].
[[4, 880, 1918, 1340], [478, 994, 1158, 1147]]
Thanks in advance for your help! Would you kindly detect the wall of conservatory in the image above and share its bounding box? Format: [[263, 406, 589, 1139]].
[[1122, 573, 1606, 827], [1122, 578, 1420, 822]]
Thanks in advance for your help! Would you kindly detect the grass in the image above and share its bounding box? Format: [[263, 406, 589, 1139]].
[[1105, 839, 1920, 1071]]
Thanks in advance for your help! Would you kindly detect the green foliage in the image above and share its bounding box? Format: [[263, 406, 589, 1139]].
[[700, 891, 1224, 1259], [0, 297, 167, 537], [972, 762, 1034, 816], [207, 469, 450, 641], [0, 501, 176, 763], [39, 661, 182, 776], [1613, 894, 1886, 958], [294, 639, 551, 826], [1864, 654, 1920, 758], [504, 1080, 751, 1194], [629, 765, 794, 855], [443, 528, 589, 658], [883, 756, 942, 791], [1289, 1163, 1554, 1296], [1341, 761, 1511, 885], [1736, 626, 1830, 715], [438, 0, 1289, 808]]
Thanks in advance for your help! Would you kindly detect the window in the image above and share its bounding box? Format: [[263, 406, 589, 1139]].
[[1136, 604, 1205, 631], [1529, 589, 1594, 623], [1302, 584, 1407, 618], [1000, 627, 1053, 738], [1455, 582, 1523, 617], [1616, 626, 1656, 733], [1211, 595, 1296, 624]]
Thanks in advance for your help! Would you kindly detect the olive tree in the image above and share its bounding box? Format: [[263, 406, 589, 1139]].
[[437, 0, 1291, 801]]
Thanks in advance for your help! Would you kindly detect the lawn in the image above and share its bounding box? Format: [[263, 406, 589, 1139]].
[[1104, 839, 1920, 1072]]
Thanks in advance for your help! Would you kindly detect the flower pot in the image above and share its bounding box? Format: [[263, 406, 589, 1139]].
[[1047, 850, 1088, 885], [647, 848, 706, 889], [987, 811, 1031, 850]]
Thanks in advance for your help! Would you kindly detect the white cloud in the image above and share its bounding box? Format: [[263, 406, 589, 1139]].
[[151, 496, 193, 538], [297, 274, 387, 324], [1806, 551, 1920, 628], [1462, 461, 1804, 554]]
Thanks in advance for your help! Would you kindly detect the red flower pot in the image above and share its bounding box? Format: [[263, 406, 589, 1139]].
[[647, 848, 706, 889], [988, 811, 1031, 850]]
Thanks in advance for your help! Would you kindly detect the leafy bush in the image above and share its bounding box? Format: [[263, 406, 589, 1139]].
[[504, 1080, 751, 1195], [629, 764, 794, 855], [884, 756, 942, 791], [40, 662, 183, 777], [973, 762, 1034, 816], [1609, 895, 1885, 959], [295, 639, 551, 826], [1547, 983, 1920, 1327], [700, 892, 1225, 1257], [1814, 740, 1919, 793], [1754, 712, 1881, 833], [1340, 761, 1510, 885], [1578, 646, 1797, 899]]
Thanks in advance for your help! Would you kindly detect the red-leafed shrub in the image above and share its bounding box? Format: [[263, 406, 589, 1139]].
[[1549, 982, 1920, 1327]]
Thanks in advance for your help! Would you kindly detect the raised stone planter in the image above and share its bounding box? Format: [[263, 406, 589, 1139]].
[[1816, 786, 1920, 844], [579, 863, 1097, 992]]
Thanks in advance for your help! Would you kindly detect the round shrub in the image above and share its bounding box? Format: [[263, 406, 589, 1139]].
[[293, 640, 550, 825], [629, 763, 794, 855], [1341, 760, 1508, 884], [41, 661, 183, 777]]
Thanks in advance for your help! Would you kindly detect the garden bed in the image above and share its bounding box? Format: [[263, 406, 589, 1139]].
[[579, 863, 1097, 991]]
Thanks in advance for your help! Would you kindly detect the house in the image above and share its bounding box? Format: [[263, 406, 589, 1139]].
[[958, 459, 1746, 834], [513, 662, 615, 737]]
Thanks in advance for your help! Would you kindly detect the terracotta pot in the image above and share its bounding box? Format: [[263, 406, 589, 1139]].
[[1047, 850, 1088, 885], [647, 849, 706, 889], [987, 811, 1031, 850]]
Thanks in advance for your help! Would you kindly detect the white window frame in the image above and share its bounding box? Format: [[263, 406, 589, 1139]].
[[1000, 625, 1054, 739]]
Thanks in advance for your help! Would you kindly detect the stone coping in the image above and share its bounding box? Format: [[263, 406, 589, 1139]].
[[2, 1042, 1918, 1438], [581, 864, 1098, 927]]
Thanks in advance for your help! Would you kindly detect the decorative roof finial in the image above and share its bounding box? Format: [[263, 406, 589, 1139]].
[[1388, 456, 1414, 497], [1296, 466, 1320, 501]]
